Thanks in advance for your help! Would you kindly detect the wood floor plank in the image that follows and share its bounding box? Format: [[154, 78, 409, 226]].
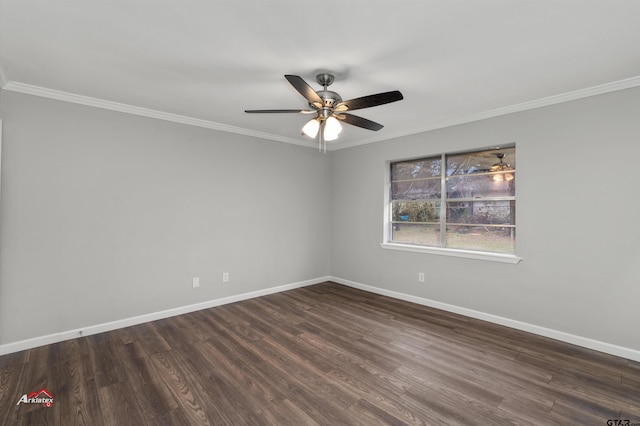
[[128, 322, 172, 355], [193, 338, 284, 409], [147, 350, 218, 425], [1, 281, 638, 425], [172, 312, 216, 343], [191, 313, 298, 403], [324, 368, 420, 425], [346, 397, 411, 426], [116, 352, 178, 421], [170, 342, 266, 424], [393, 363, 504, 409], [96, 381, 146, 426], [0, 361, 29, 426], [85, 333, 128, 389], [57, 346, 105, 426], [148, 407, 193, 426], [400, 385, 529, 426], [548, 395, 621, 424], [262, 398, 322, 426], [497, 394, 554, 424], [232, 303, 338, 374], [314, 341, 413, 399]]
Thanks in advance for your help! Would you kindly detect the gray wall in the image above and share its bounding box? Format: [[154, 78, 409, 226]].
[[0, 91, 331, 344], [2, 86, 639, 354], [330, 87, 640, 352]]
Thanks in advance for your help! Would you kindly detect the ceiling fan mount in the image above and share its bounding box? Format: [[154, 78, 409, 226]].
[[245, 72, 404, 152], [315, 72, 335, 87]]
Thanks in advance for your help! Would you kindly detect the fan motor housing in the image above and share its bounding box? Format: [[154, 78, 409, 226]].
[[312, 90, 342, 109], [311, 73, 342, 108]]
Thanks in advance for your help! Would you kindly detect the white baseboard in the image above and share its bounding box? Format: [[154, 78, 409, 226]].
[[3, 275, 639, 363], [0, 276, 330, 356], [330, 276, 640, 363]]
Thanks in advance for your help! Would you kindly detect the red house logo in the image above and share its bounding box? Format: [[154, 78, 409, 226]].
[[16, 388, 54, 407]]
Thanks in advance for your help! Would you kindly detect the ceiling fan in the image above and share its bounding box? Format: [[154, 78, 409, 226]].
[[245, 73, 404, 152]]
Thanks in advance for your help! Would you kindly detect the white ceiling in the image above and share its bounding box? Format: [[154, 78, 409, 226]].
[[1, 1, 639, 149]]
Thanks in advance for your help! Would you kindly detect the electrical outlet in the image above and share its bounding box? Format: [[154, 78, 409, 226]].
[[193, 277, 200, 288], [222, 272, 229, 283], [418, 272, 425, 283]]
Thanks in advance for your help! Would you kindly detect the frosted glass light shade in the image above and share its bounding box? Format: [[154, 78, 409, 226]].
[[325, 116, 342, 135], [324, 129, 339, 141], [302, 118, 320, 138]]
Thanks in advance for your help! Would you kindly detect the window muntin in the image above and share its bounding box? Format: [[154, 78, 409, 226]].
[[390, 146, 515, 255]]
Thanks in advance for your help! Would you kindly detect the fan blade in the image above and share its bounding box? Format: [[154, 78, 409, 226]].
[[245, 109, 316, 114], [285, 75, 323, 104], [336, 90, 403, 111], [337, 113, 384, 131]]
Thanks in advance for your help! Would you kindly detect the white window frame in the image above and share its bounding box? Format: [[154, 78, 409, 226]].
[[381, 145, 522, 264]]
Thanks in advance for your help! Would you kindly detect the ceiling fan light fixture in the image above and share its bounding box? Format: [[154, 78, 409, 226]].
[[245, 74, 404, 152], [325, 116, 342, 135], [302, 118, 320, 138]]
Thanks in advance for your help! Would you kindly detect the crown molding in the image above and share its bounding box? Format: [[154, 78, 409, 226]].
[[2, 81, 311, 148], [333, 75, 640, 151], [3, 75, 640, 151]]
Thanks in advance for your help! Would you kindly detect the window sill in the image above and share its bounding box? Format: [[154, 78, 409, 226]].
[[380, 243, 522, 264]]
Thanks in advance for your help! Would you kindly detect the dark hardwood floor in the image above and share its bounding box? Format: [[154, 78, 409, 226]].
[[1, 282, 639, 425]]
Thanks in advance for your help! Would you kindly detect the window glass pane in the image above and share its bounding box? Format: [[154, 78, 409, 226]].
[[446, 225, 515, 254], [389, 145, 516, 256], [391, 223, 441, 246], [447, 147, 515, 176], [391, 179, 441, 200], [447, 200, 515, 225], [392, 201, 440, 222], [447, 174, 515, 198], [391, 157, 441, 181]]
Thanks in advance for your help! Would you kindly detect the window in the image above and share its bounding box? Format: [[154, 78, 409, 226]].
[[387, 146, 517, 259]]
